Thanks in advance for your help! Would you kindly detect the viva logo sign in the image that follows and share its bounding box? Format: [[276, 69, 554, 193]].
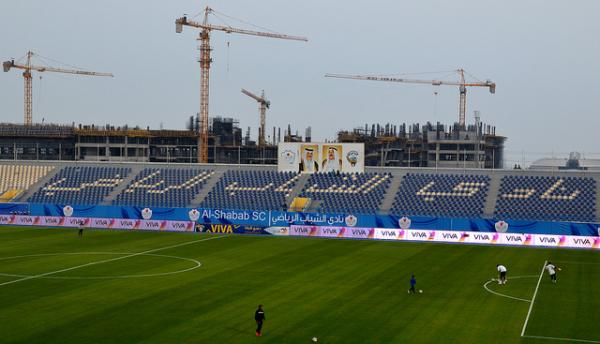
[[505, 235, 524, 243], [208, 224, 240, 234], [537, 236, 559, 245], [321, 227, 344, 237], [380, 230, 398, 238], [409, 231, 429, 239], [442, 232, 460, 240]]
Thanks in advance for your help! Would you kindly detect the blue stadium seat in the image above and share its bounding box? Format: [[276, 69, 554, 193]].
[[200, 170, 299, 211], [113, 168, 214, 208], [28, 166, 131, 206], [494, 176, 596, 222], [391, 173, 490, 217], [299, 172, 392, 214]]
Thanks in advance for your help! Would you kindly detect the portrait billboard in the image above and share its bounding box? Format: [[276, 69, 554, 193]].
[[278, 143, 364, 173]]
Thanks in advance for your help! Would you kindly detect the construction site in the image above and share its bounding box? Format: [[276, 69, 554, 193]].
[[2, 6, 505, 168]]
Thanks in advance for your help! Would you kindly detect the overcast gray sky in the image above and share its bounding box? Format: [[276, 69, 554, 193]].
[[1, 0, 599, 165]]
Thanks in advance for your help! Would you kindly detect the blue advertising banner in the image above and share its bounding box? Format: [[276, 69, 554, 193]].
[[0, 203, 597, 236]]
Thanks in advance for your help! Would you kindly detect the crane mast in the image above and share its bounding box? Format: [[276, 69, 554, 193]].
[[24, 53, 32, 125], [3, 51, 113, 125], [176, 7, 307, 162], [241, 88, 270, 146], [325, 69, 495, 127]]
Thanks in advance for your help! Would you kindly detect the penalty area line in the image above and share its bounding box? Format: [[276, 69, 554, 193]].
[[0, 234, 229, 287], [521, 260, 547, 337]]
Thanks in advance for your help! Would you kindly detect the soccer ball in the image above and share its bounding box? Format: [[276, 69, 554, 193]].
[[419, 290, 423, 294], [312, 337, 318, 342]]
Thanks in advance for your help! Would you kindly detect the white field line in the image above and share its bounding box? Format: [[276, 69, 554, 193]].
[[0, 235, 228, 287], [521, 260, 547, 337], [0, 252, 202, 279], [482, 275, 537, 303], [522, 335, 600, 343], [553, 260, 600, 266]]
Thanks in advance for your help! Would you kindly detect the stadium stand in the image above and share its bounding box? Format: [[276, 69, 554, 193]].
[[28, 166, 130, 205], [494, 175, 596, 222], [0, 165, 55, 202], [113, 168, 214, 208], [2, 160, 598, 224], [200, 170, 299, 211], [391, 173, 490, 217], [299, 172, 392, 214]]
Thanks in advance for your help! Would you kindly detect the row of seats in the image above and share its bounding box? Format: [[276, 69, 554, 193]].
[[391, 173, 490, 217], [113, 168, 213, 208], [299, 172, 392, 214], [494, 176, 596, 222], [4, 163, 597, 222], [0, 165, 54, 193], [201, 170, 299, 211], [28, 166, 130, 205]]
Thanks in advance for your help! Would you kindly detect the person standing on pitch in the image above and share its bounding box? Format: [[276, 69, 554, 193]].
[[78, 220, 84, 237], [546, 262, 561, 284], [497, 264, 507, 284], [255, 304, 266, 337], [408, 274, 417, 294]]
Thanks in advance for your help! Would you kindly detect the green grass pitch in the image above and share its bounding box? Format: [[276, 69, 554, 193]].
[[0, 226, 599, 343]]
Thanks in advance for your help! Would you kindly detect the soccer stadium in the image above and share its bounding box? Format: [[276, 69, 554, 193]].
[[1, 160, 599, 343], [2, 2, 600, 344]]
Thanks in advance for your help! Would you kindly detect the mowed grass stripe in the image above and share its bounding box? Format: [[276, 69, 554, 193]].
[[7, 234, 270, 343], [0, 231, 232, 342], [523, 261, 600, 342], [0, 227, 214, 258], [0, 227, 599, 343], [0, 233, 226, 287]]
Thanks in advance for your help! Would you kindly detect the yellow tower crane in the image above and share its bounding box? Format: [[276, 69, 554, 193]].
[[176, 7, 307, 163], [325, 69, 495, 127], [241, 88, 270, 146], [3, 51, 113, 125]]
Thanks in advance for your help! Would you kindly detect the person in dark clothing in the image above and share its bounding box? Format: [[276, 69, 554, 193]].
[[78, 220, 84, 237], [255, 304, 266, 336], [408, 275, 416, 294]]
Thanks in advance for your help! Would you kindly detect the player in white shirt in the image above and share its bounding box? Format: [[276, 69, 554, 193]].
[[545, 262, 560, 284], [497, 264, 507, 284]]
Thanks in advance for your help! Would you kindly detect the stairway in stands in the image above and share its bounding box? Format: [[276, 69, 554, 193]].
[[189, 170, 225, 207], [284, 173, 310, 210], [101, 165, 144, 205], [482, 174, 502, 218], [378, 171, 407, 213]]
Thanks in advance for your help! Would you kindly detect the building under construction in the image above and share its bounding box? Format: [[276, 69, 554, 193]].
[[338, 119, 505, 169], [0, 117, 282, 165], [0, 114, 504, 168]]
